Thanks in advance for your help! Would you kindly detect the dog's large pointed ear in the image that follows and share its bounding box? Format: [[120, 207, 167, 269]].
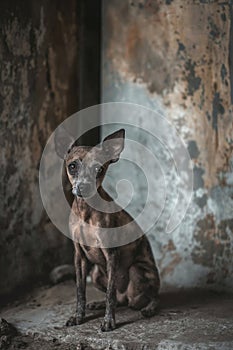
[[54, 127, 75, 159], [102, 129, 125, 163]]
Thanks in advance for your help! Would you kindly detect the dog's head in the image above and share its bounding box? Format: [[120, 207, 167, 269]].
[[55, 129, 125, 198]]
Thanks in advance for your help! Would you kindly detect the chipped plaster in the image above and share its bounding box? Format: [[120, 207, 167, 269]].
[[102, 0, 233, 291]]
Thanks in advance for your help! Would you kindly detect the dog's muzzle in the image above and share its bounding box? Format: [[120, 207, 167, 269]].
[[72, 186, 82, 197], [72, 183, 92, 197]]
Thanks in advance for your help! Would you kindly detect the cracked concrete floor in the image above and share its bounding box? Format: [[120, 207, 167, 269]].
[[1, 280, 233, 350]]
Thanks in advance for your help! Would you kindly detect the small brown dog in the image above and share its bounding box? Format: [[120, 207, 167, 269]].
[[56, 128, 160, 331]]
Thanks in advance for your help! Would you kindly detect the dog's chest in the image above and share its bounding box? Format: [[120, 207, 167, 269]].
[[69, 209, 102, 245], [81, 245, 106, 265]]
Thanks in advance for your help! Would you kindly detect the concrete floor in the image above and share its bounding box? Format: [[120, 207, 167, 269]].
[[1, 280, 233, 350]]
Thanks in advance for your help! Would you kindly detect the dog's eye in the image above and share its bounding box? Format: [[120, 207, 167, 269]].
[[95, 165, 103, 176], [68, 162, 77, 175]]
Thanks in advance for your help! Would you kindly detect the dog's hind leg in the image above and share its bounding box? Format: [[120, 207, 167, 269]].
[[87, 296, 127, 310], [141, 298, 159, 317], [87, 299, 106, 310], [127, 262, 160, 315], [116, 290, 128, 307]]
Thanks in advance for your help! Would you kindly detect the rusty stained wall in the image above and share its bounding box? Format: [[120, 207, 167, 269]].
[[0, 1, 79, 297], [102, 0, 233, 290]]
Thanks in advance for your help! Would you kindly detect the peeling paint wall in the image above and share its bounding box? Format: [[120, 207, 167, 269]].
[[0, 1, 79, 297], [102, 0, 233, 291]]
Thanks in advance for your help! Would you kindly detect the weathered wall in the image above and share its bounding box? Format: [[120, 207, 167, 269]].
[[102, 0, 233, 291], [0, 1, 79, 298]]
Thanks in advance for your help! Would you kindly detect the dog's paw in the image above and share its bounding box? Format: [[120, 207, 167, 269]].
[[101, 317, 116, 332], [66, 316, 77, 327], [87, 300, 106, 310], [65, 315, 84, 327], [141, 299, 159, 318], [141, 308, 155, 318]]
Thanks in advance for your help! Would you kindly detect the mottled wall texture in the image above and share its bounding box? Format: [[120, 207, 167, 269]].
[[102, 0, 233, 291], [0, 1, 79, 298]]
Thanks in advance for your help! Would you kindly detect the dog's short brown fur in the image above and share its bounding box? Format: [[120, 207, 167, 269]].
[[56, 129, 160, 332]]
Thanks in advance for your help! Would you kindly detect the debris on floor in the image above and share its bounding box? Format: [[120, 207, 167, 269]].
[[1, 281, 233, 350], [0, 318, 17, 350], [49, 265, 75, 285]]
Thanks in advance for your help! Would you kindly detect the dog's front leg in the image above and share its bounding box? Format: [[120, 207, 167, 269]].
[[75, 253, 88, 324], [101, 249, 117, 332], [66, 248, 87, 326]]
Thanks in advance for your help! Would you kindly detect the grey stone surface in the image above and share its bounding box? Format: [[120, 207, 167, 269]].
[[1, 282, 233, 350]]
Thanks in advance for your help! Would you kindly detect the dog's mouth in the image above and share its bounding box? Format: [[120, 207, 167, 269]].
[[72, 186, 94, 198], [72, 187, 83, 197]]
